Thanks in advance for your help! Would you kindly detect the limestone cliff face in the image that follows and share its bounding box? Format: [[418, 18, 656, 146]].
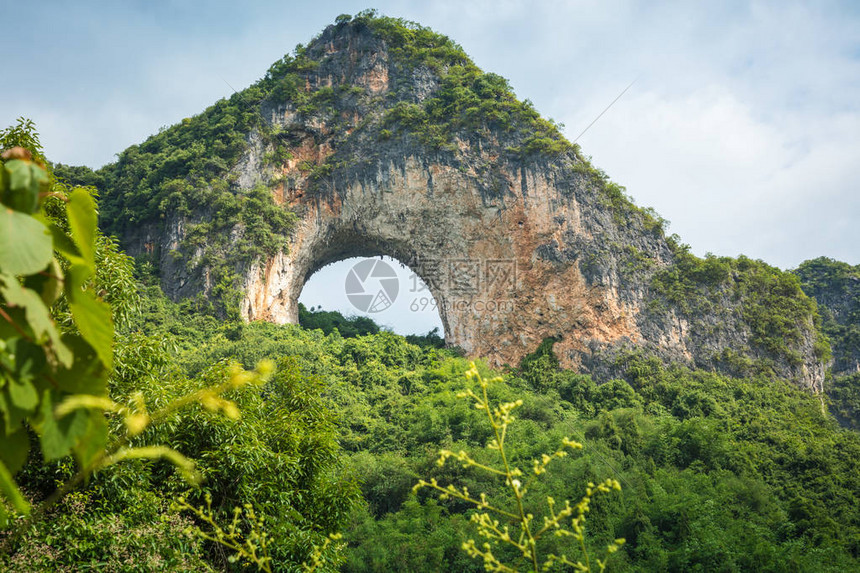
[[108, 15, 826, 391], [795, 258, 860, 376]]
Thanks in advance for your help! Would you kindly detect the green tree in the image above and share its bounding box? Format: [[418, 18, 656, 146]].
[[0, 120, 273, 563]]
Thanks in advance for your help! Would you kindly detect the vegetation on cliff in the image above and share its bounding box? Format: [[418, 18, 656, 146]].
[[794, 257, 860, 429], [794, 257, 860, 373], [649, 246, 830, 381]]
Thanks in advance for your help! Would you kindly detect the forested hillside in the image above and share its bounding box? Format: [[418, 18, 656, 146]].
[[4, 275, 860, 571]]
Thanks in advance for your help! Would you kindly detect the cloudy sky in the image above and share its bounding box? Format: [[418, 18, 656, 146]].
[[4, 1, 859, 333]]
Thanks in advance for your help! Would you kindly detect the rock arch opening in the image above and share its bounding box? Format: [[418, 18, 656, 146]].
[[298, 256, 445, 337]]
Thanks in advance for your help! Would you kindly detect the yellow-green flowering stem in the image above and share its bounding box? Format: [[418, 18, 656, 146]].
[[418, 363, 624, 572], [415, 479, 519, 519], [437, 449, 509, 476], [471, 366, 540, 572]]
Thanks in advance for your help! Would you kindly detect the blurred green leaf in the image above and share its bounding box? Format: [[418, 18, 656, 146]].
[[23, 257, 62, 307], [72, 410, 108, 470], [0, 274, 72, 367], [0, 378, 28, 434], [36, 389, 90, 461], [2, 159, 45, 214], [0, 424, 30, 475], [5, 160, 33, 192], [52, 334, 108, 395], [67, 187, 97, 270], [0, 457, 30, 523], [7, 376, 39, 411], [48, 222, 83, 263], [66, 264, 113, 369], [0, 208, 52, 275]]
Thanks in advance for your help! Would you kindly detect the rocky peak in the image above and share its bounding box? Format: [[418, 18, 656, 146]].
[[303, 20, 392, 95]]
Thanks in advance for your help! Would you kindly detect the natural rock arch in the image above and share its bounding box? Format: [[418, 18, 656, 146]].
[[110, 15, 826, 390], [241, 153, 661, 371], [285, 226, 456, 340]]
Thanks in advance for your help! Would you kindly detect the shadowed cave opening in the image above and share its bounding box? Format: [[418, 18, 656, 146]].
[[298, 256, 446, 338]]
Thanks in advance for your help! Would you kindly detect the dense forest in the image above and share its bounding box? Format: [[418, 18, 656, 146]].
[[3, 11, 860, 573]]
